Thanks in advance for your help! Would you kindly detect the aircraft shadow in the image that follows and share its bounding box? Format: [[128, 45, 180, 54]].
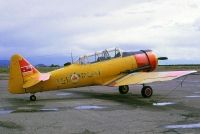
[[3, 89, 161, 109], [55, 90, 156, 108]]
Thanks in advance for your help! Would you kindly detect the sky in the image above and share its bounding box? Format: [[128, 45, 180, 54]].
[[0, 0, 200, 65]]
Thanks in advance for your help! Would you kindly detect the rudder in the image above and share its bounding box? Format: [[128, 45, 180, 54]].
[[8, 54, 40, 94]]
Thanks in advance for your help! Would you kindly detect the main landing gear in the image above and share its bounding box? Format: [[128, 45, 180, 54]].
[[141, 86, 153, 98], [119, 85, 129, 94], [118, 85, 153, 98], [30, 94, 36, 101]]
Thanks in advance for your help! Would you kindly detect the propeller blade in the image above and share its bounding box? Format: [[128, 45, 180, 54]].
[[158, 57, 168, 60]]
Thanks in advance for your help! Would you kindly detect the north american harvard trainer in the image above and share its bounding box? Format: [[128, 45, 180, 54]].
[[8, 48, 196, 101]]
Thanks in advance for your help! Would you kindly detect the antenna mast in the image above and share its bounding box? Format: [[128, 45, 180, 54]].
[[70, 49, 73, 63]]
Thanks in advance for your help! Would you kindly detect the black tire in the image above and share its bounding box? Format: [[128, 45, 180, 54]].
[[141, 86, 153, 98], [119, 85, 129, 94], [30, 95, 36, 101]]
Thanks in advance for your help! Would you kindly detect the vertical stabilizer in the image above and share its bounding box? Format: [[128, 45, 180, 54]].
[[8, 54, 40, 94]]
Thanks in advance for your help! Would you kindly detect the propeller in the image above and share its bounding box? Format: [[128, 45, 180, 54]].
[[158, 57, 168, 60]]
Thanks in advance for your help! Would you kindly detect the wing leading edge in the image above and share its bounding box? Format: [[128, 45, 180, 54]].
[[108, 71, 197, 87]]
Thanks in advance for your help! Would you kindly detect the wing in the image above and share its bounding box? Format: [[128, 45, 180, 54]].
[[108, 71, 197, 86]]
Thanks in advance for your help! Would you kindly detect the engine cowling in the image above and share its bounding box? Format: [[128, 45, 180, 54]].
[[134, 50, 158, 72]]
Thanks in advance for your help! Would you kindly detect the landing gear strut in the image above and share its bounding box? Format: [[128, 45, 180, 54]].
[[141, 86, 153, 98], [30, 94, 36, 101], [119, 85, 129, 94]]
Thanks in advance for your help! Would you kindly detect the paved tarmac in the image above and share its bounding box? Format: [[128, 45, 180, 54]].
[[0, 74, 200, 134]]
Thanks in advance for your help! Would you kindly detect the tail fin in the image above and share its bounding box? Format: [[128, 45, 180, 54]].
[[8, 54, 50, 94]]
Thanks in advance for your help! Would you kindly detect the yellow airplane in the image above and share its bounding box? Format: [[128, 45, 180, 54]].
[[8, 48, 196, 101]]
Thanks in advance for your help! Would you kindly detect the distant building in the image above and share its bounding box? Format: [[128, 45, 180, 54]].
[[35, 64, 47, 67], [50, 64, 60, 67]]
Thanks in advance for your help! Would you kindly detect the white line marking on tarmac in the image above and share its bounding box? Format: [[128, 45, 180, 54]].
[[40, 108, 59, 111], [165, 122, 200, 129], [56, 93, 72, 96], [153, 102, 175, 106], [75, 105, 105, 110], [0, 109, 13, 115], [186, 96, 200, 98]]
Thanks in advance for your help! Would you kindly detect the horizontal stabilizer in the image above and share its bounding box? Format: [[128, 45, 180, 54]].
[[23, 73, 50, 88]]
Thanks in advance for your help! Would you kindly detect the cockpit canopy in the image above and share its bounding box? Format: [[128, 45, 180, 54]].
[[75, 48, 122, 64]]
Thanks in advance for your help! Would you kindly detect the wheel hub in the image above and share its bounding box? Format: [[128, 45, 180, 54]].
[[145, 88, 152, 96]]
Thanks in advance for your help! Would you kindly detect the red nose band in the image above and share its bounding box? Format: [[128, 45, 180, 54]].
[[134, 51, 157, 71]]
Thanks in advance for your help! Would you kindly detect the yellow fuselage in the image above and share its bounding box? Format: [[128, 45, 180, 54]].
[[28, 56, 137, 93]]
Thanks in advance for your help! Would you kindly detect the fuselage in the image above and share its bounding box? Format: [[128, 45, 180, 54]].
[[27, 50, 158, 93]]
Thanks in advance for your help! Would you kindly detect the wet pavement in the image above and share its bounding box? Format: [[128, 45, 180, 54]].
[[0, 74, 200, 134]]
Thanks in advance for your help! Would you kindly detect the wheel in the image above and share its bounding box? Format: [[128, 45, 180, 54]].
[[119, 85, 129, 94], [141, 86, 153, 98], [30, 95, 36, 101]]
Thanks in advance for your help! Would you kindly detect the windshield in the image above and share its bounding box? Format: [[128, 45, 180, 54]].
[[75, 48, 122, 64]]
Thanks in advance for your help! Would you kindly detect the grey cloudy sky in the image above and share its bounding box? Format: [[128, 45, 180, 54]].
[[0, 0, 200, 64]]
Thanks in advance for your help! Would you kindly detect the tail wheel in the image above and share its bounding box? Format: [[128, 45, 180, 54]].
[[141, 86, 153, 98], [119, 85, 129, 94], [30, 95, 36, 101]]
